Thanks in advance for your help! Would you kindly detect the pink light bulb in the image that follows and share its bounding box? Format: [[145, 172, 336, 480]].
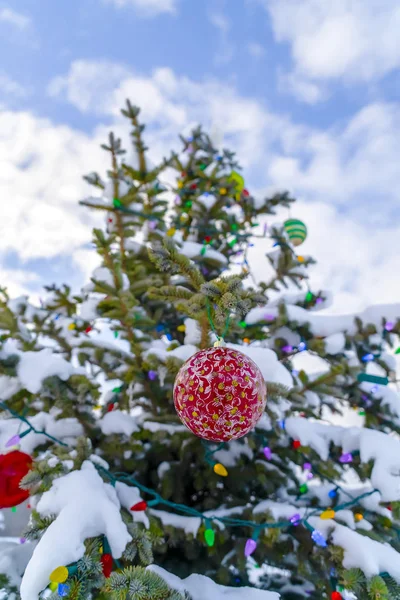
[[263, 447, 272, 460], [244, 538, 257, 557], [339, 452, 353, 464], [6, 434, 21, 448]]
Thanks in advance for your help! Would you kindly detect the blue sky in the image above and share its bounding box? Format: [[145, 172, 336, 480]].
[[1, 0, 400, 312]]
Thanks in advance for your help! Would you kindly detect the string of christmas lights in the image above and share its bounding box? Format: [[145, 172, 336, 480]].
[[2, 400, 399, 599], [0, 402, 390, 552]]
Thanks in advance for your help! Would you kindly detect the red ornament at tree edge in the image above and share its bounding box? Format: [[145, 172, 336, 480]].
[[331, 593, 342, 600], [173, 347, 267, 442], [0, 451, 32, 508]]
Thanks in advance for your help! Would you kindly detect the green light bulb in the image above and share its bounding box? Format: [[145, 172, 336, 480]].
[[204, 528, 215, 547]]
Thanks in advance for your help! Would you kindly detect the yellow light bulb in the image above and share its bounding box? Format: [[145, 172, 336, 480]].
[[177, 181, 183, 189], [167, 227, 176, 237], [49, 582, 58, 592], [354, 513, 363, 522], [213, 463, 228, 477], [219, 188, 227, 195], [49, 566, 69, 583], [320, 509, 335, 520], [68, 323, 76, 330], [297, 256, 305, 263], [177, 325, 186, 332]]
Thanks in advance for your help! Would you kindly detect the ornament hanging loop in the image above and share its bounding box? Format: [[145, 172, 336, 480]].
[[214, 338, 226, 348]]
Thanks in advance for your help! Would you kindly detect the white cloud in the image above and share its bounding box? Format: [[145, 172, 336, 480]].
[[103, 0, 177, 16], [263, 0, 400, 100], [47, 61, 287, 172], [0, 109, 106, 276], [278, 71, 325, 104], [247, 42, 266, 58], [209, 12, 229, 33], [0, 267, 39, 299], [0, 7, 31, 29], [3, 60, 400, 313], [0, 72, 26, 97], [209, 11, 234, 65], [46, 61, 400, 215], [247, 199, 400, 314], [268, 102, 400, 215], [48, 61, 131, 113]]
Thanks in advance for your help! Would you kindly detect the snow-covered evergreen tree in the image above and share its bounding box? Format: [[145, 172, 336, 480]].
[[1, 102, 400, 600]]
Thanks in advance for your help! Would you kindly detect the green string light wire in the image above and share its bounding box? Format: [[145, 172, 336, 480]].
[[3, 402, 400, 593], [205, 299, 231, 342], [96, 464, 379, 533], [0, 401, 389, 543], [0, 402, 68, 447], [201, 440, 226, 467]]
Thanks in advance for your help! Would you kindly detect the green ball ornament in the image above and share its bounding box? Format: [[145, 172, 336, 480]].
[[283, 219, 307, 247]]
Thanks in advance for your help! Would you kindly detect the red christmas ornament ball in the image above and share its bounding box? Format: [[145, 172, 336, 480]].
[[173, 346, 267, 442], [331, 593, 342, 600], [0, 450, 32, 508]]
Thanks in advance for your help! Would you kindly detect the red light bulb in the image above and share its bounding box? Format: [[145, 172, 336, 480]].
[[101, 553, 113, 578], [130, 500, 148, 511]]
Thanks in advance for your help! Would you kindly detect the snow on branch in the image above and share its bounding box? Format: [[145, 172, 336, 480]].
[[145, 342, 293, 388], [0, 340, 85, 394], [179, 241, 228, 265], [99, 410, 139, 436], [246, 302, 400, 337], [285, 417, 400, 501], [0, 411, 84, 454], [148, 565, 280, 599], [253, 498, 400, 584], [311, 517, 400, 580], [20, 461, 132, 600], [150, 510, 201, 536]]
